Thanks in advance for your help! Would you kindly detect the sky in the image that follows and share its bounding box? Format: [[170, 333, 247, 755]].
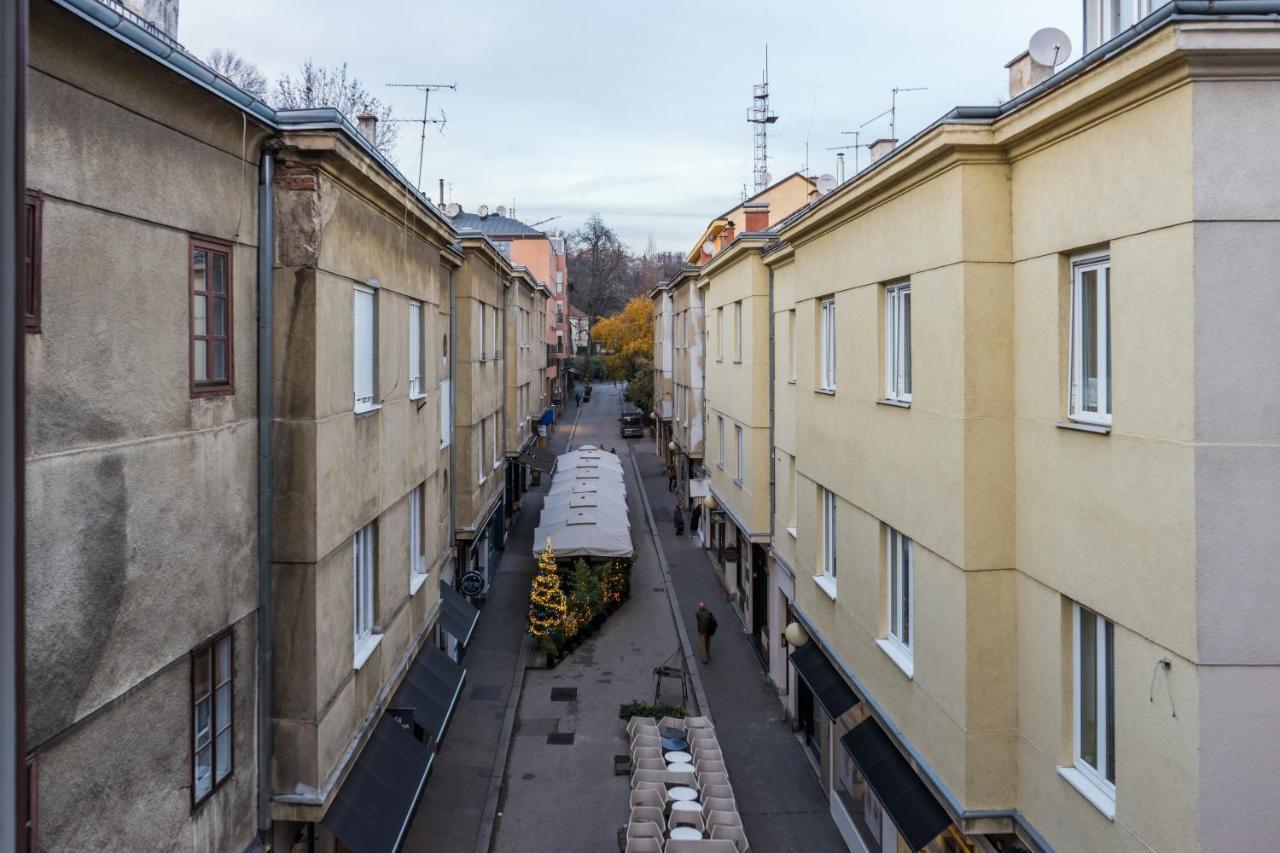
[[179, 0, 1079, 254]]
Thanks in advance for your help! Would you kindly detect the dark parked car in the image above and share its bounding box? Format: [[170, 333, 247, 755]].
[[619, 412, 645, 438]]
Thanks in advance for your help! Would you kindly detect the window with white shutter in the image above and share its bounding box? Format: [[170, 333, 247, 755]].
[[819, 297, 836, 391], [885, 283, 911, 402], [353, 522, 377, 667], [353, 286, 377, 412], [409, 302, 424, 399], [409, 485, 426, 592], [478, 302, 487, 361], [439, 379, 452, 447]]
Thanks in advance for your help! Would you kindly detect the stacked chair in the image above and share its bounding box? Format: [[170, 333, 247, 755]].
[[624, 715, 749, 853]]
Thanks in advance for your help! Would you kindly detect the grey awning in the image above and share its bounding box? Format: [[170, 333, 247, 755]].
[[321, 714, 434, 853], [517, 446, 557, 473], [841, 720, 951, 851], [789, 642, 858, 718], [394, 644, 466, 747], [440, 581, 480, 648]]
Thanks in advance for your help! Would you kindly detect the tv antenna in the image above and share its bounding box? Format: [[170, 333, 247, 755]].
[[860, 86, 928, 141], [746, 46, 779, 193], [831, 130, 871, 173], [529, 215, 561, 229], [386, 82, 458, 191]]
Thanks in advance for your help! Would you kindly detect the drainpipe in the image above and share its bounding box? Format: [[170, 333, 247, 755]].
[[255, 150, 274, 847], [767, 265, 776, 547], [448, 266, 458, 584]]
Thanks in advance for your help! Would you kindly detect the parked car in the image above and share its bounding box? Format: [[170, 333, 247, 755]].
[[619, 412, 645, 438]]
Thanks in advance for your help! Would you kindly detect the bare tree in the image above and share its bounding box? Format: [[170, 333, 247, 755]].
[[273, 61, 400, 153], [567, 214, 630, 319], [206, 49, 268, 99]]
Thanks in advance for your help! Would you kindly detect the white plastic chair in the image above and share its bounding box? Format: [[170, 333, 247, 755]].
[[692, 747, 723, 765], [633, 780, 669, 803], [701, 783, 735, 802], [631, 745, 663, 763], [695, 759, 727, 775], [657, 716, 687, 733], [626, 716, 658, 736], [668, 804, 705, 833], [665, 840, 738, 853], [629, 805, 665, 829], [626, 819, 663, 839], [705, 810, 742, 834], [632, 734, 662, 751], [696, 770, 729, 789], [630, 787, 666, 810], [711, 823, 751, 852], [624, 837, 662, 853], [700, 797, 737, 822], [632, 757, 666, 772]]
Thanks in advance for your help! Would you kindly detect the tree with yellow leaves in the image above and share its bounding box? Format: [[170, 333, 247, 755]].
[[592, 296, 654, 411]]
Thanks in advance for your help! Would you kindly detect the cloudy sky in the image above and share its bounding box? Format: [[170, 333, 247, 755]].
[[180, 0, 1078, 253]]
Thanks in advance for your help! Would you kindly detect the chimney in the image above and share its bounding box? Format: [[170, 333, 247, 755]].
[[835, 152, 846, 184], [869, 138, 897, 164], [120, 0, 179, 39], [743, 201, 769, 233], [1005, 50, 1054, 98], [721, 220, 736, 246], [356, 113, 378, 145]]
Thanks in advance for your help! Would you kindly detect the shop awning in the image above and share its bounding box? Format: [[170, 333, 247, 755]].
[[321, 714, 435, 853], [439, 581, 480, 649], [841, 720, 952, 851], [517, 446, 558, 473], [789, 642, 858, 718], [394, 643, 467, 747]]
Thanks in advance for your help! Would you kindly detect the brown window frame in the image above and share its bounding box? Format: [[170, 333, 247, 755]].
[[24, 190, 41, 333], [189, 236, 235, 397], [190, 630, 234, 809]]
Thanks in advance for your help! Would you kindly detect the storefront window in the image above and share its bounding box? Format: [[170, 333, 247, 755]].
[[835, 710, 886, 850]]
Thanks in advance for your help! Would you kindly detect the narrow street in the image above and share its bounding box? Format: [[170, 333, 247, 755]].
[[407, 383, 841, 852]]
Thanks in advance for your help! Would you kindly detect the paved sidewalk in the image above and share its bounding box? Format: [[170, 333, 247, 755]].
[[635, 449, 847, 853]]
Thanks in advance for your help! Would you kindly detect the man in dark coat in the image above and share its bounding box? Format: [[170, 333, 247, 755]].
[[696, 602, 718, 664]]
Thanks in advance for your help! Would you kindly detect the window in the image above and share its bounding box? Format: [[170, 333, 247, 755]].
[[1088, 0, 1153, 48], [479, 417, 488, 481], [734, 301, 743, 361], [885, 282, 911, 402], [353, 523, 377, 666], [1070, 603, 1116, 807], [409, 302, 424, 398], [492, 412, 500, 468], [442, 331, 449, 367], [817, 488, 837, 596], [493, 306, 501, 358], [819, 297, 836, 391], [1069, 253, 1111, 425], [478, 302, 487, 361], [191, 238, 233, 395], [191, 631, 233, 806], [353, 285, 377, 412], [556, 331, 564, 353], [788, 309, 797, 382], [717, 415, 725, 467], [883, 527, 913, 673], [556, 300, 564, 324], [23, 191, 41, 332], [786, 454, 797, 534], [734, 424, 744, 483], [556, 271, 564, 293], [409, 485, 426, 591], [439, 379, 452, 447]]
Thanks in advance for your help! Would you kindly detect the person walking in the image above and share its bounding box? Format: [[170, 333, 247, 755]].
[[690, 501, 702, 537], [667, 462, 677, 492], [672, 503, 684, 536], [696, 602, 718, 664], [575, 389, 581, 407]]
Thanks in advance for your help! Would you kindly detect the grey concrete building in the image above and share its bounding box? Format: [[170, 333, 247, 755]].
[[503, 267, 550, 521], [24, 1, 268, 849]]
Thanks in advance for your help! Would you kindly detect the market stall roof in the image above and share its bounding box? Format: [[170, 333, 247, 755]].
[[533, 447, 633, 558]]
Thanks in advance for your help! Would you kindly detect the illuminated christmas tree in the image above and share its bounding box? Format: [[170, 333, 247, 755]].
[[528, 537, 567, 649]]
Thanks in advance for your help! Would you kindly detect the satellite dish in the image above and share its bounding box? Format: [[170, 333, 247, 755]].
[[1029, 27, 1072, 67], [477, 204, 490, 218], [816, 174, 837, 194], [762, 171, 773, 187], [445, 202, 462, 218], [496, 205, 507, 218], [702, 240, 716, 257]]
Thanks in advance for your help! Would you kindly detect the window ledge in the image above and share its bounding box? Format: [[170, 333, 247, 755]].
[[814, 388, 836, 396], [876, 638, 915, 678], [409, 571, 428, 596], [785, 526, 797, 539], [786, 379, 797, 385], [354, 403, 383, 416], [353, 633, 383, 671], [1057, 420, 1111, 435], [1057, 766, 1116, 820], [733, 478, 744, 489], [409, 393, 427, 402], [876, 399, 911, 409], [813, 574, 838, 600]]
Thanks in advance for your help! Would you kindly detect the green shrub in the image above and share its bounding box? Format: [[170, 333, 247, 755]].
[[619, 700, 687, 721]]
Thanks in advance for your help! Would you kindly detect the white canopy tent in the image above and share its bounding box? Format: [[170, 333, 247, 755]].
[[534, 446, 634, 558]]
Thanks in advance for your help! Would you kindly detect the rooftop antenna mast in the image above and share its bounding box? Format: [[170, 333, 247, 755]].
[[747, 46, 779, 193], [860, 86, 927, 142], [834, 129, 871, 172], [386, 82, 458, 192]]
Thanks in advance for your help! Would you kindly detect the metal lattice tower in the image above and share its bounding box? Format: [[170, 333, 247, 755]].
[[747, 48, 778, 193]]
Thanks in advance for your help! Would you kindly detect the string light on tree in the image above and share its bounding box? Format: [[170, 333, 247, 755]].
[[528, 537, 567, 644]]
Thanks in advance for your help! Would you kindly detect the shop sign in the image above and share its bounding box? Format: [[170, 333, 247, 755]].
[[722, 545, 740, 564], [459, 571, 486, 597]]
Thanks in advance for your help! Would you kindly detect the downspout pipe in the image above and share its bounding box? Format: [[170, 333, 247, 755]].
[[767, 264, 776, 548], [255, 150, 274, 847], [449, 266, 458, 584]]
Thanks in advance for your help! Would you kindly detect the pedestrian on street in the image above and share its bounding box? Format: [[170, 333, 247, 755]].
[[690, 502, 702, 537], [575, 390, 581, 407], [696, 602, 718, 664], [672, 503, 684, 536], [667, 463, 677, 492]]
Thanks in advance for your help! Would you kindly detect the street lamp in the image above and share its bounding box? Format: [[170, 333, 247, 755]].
[[668, 441, 677, 452], [703, 494, 718, 511], [784, 621, 810, 648]]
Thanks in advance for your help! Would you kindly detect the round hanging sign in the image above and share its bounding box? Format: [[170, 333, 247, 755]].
[[459, 571, 486, 597]]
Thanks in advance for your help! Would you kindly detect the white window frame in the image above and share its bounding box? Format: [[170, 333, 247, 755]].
[[815, 487, 837, 599], [717, 415, 725, 468], [492, 412, 500, 470], [408, 301, 424, 399], [493, 306, 501, 359], [555, 271, 563, 293], [478, 417, 488, 483], [353, 285, 378, 414], [1088, 0, 1153, 49], [352, 523, 379, 669], [439, 378, 452, 448], [819, 297, 836, 391], [478, 301, 486, 361], [1068, 252, 1111, 426], [1064, 603, 1117, 814], [409, 485, 427, 594], [734, 301, 743, 361], [884, 282, 911, 402], [789, 309, 798, 382], [734, 424, 744, 484], [716, 307, 724, 361], [880, 526, 914, 676]]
